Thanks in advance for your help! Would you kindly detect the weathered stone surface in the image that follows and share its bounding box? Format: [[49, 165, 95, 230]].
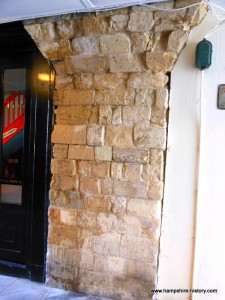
[[123, 163, 141, 181], [52, 60, 66, 75], [135, 89, 154, 107], [54, 89, 94, 106], [92, 233, 121, 256], [72, 36, 100, 55], [167, 30, 189, 53], [112, 107, 122, 125], [101, 178, 113, 195], [24, 23, 42, 42], [56, 20, 74, 39], [51, 159, 76, 176], [53, 144, 68, 159], [87, 125, 105, 146], [109, 53, 145, 73], [134, 125, 167, 149], [100, 33, 131, 53], [52, 124, 87, 144], [111, 163, 122, 179], [127, 198, 161, 220], [113, 180, 147, 198], [48, 224, 77, 248], [95, 89, 135, 106], [148, 181, 164, 201], [93, 73, 127, 90], [128, 11, 154, 32], [95, 147, 112, 161], [49, 206, 76, 226], [55, 75, 73, 89], [68, 145, 95, 160], [128, 72, 168, 89], [99, 106, 112, 125], [131, 32, 152, 53], [51, 174, 74, 191], [73, 73, 93, 89], [151, 106, 167, 128], [65, 55, 109, 74], [110, 14, 129, 32], [75, 16, 108, 36], [146, 51, 177, 72], [84, 195, 111, 212], [113, 148, 148, 164], [38, 39, 72, 59], [156, 88, 169, 108], [90, 161, 110, 178], [123, 106, 151, 125], [106, 126, 133, 147], [80, 177, 101, 194]]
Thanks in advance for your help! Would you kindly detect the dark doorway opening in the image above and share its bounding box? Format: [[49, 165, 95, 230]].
[[0, 21, 53, 282]]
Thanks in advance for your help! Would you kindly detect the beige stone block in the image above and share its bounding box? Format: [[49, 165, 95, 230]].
[[134, 125, 167, 149], [75, 15, 108, 35], [95, 89, 135, 106], [72, 36, 100, 55], [49, 189, 80, 206], [154, 22, 175, 33], [60, 208, 76, 226], [97, 213, 117, 233], [90, 161, 111, 178], [100, 33, 131, 54], [55, 106, 99, 125], [113, 180, 147, 198], [101, 178, 113, 195], [128, 11, 154, 31], [80, 177, 101, 194], [113, 148, 148, 164], [52, 60, 66, 75], [131, 32, 152, 53], [111, 162, 122, 179], [110, 14, 129, 31], [56, 20, 74, 39], [52, 144, 68, 159], [54, 89, 94, 106], [77, 210, 97, 230], [127, 198, 162, 219], [117, 214, 143, 237], [55, 75, 73, 90], [68, 145, 94, 160], [99, 106, 112, 125], [123, 106, 151, 126], [105, 126, 133, 147], [40, 22, 57, 40], [175, 0, 202, 8], [77, 160, 90, 176], [38, 39, 72, 60], [123, 260, 156, 282], [110, 196, 127, 214], [112, 107, 122, 125], [48, 224, 77, 248], [146, 51, 177, 72], [51, 159, 76, 176], [65, 55, 109, 74], [93, 73, 127, 90], [92, 233, 121, 256], [167, 30, 189, 53], [87, 125, 105, 146], [84, 195, 111, 212], [109, 53, 145, 73], [107, 256, 125, 276], [135, 89, 154, 107], [95, 146, 112, 161], [151, 107, 167, 128], [52, 124, 86, 144], [73, 73, 93, 89], [123, 163, 141, 181], [154, 8, 186, 21], [51, 174, 74, 191], [24, 23, 42, 42], [128, 72, 168, 89], [78, 250, 94, 270], [148, 181, 164, 201], [156, 88, 169, 109]]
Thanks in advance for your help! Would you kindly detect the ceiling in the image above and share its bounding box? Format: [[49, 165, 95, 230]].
[[0, 0, 224, 24]]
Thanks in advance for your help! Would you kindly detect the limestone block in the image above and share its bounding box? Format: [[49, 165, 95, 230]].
[[111, 162, 123, 179], [154, 9, 186, 21], [154, 22, 175, 33], [53, 144, 68, 159], [151, 107, 167, 128], [117, 214, 146, 237], [78, 250, 94, 270], [99, 106, 112, 125], [48, 224, 77, 248], [113, 148, 149, 164], [95, 146, 112, 161], [92, 233, 121, 256], [112, 107, 122, 125], [54, 89, 94, 106], [68, 145, 95, 160], [107, 256, 125, 276], [65, 55, 109, 74], [109, 53, 145, 73], [84, 195, 112, 212], [123, 163, 141, 181], [51, 174, 74, 191], [127, 198, 161, 220], [113, 180, 147, 198], [101, 178, 113, 195], [55, 75, 73, 89], [80, 177, 101, 194], [105, 126, 133, 148], [175, 0, 202, 8], [77, 161, 90, 176], [87, 125, 105, 146], [52, 60, 66, 75], [123, 106, 151, 126], [96, 212, 117, 233], [100, 33, 131, 53], [51, 124, 87, 144], [72, 36, 100, 55], [24, 23, 42, 42], [128, 11, 154, 32], [167, 30, 189, 53], [55, 106, 99, 125], [40, 22, 57, 40], [131, 32, 152, 53], [75, 16, 108, 35], [135, 89, 154, 107], [90, 161, 111, 178], [134, 125, 167, 149], [73, 73, 93, 89], [38, 39, 72, 60], [56, 20, 75, 39], [110, 196, 127, 214], [77, 210, 97, 230], [148, 181, 164, 201], [128, 72, 168, 89], [122, 260, 156, 282], [110, 15, 129, 32], [49, 207, 76, 226], [51, 159, 76, 175], [93, 73, 127, 90], [146, 51, 177, 72], [156, 88, 168, 109], [95, 89, 135, 106]]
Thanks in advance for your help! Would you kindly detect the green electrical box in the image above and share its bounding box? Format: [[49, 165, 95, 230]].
[[195, 39, 212, 70]]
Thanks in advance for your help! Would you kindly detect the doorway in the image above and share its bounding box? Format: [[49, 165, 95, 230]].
[[0, 22, 53, 282]]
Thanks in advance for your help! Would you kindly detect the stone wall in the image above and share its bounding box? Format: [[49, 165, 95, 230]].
[[24, 2, 206, 299]]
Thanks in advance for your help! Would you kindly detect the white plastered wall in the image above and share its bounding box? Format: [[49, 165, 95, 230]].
[[157, 7, 225, 300]]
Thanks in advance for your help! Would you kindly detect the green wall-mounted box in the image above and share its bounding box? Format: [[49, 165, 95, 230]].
[[195, 39, 212, 70]]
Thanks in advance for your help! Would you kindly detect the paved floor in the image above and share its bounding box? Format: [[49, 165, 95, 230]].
[[0, 275, 108, 300]]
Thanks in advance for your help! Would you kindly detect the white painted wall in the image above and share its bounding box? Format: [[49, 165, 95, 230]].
[[157, 8, 225, 300]]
